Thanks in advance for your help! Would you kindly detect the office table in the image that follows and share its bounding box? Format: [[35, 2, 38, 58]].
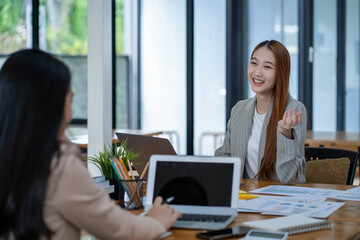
[[129, 179, 360, 240], [305, 130, 360, 152], [65, 127, 163, 150]]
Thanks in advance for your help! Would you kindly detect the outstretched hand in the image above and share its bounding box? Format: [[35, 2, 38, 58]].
[[146, 196, 182, 230], [278, 108, 302, 139]]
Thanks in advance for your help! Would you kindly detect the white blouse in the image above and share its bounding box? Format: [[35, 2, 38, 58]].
[[245, 109, 265, 178]]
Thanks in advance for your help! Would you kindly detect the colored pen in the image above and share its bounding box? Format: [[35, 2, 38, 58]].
[[139, 211, 147, 217], [155, 231, 172, 239], [139, 197, 175, 217], [162, 196, 175, 204]]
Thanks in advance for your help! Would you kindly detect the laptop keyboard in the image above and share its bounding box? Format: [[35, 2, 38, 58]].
[[177, 214, 231, 223]]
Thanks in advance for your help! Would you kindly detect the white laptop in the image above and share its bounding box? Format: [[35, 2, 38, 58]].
[[145, 155, 241, 230]]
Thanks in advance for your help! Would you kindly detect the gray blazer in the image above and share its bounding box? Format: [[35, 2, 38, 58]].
[[215, 96, 307, 184]]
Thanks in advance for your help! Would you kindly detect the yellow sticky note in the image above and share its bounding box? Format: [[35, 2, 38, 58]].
[[238, 194, 259, 200]]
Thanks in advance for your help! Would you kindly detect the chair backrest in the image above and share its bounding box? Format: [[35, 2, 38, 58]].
[[305, 147, 359, 185]]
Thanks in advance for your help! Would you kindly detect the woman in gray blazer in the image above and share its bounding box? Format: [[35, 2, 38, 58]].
[[216, 40, 307, 184]]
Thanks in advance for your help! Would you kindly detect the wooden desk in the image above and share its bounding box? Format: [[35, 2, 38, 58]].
[[128, 179, 360, 240], [305, 131, 360, 152], [65, 127, 163, 150]]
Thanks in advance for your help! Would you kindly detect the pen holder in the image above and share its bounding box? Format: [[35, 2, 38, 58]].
[[109, 178, 124, 203], [112, 178, 144, 210]]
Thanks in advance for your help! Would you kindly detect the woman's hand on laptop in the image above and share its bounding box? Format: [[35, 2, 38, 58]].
[[147, 196, 182, 230]]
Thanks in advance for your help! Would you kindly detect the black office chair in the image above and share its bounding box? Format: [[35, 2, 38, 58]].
[[305, 147, 359, 185]]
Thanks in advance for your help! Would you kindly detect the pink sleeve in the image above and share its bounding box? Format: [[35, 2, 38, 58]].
[[54, 155, 166, 240]]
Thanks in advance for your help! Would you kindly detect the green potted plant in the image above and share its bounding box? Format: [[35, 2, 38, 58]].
[[89, 139, 140, 179], [89, 139, 140, 201]]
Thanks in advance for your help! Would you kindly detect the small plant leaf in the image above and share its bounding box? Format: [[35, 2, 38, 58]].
[[88, 138, 140, 179]]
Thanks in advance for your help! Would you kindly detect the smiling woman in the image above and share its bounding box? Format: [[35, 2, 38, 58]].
[[215, 40, 307, 184], [248, 47, 277, 103]]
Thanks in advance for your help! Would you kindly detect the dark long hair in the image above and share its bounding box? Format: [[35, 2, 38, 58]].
[[0, 49, 71, 239], [253, 40, 290, 180]]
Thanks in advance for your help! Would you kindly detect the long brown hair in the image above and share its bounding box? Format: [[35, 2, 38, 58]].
[[254, 40, 290, 180]]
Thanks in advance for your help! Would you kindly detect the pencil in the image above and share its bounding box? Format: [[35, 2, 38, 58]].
[[140, 161, 150, 180], [119, 159, 131, 180], [126, 180, 143, 209], [127, 159, 135, 180], [127, 161, 150, 207], [127, 160, 150, 208]]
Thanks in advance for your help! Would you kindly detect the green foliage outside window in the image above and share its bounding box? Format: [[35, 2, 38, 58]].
[[44, 0, 88, 55], [0, 1, 23, 32], [44, 0, 124, 55], [0, 0, 125, 55], [115, 0, 124, 54], [0, 0, 127, 127], [0, 0, 26, 53]]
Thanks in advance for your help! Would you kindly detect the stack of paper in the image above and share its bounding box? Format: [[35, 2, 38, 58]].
[[236, 185, 356, 218], [328, 186, 360, 201], [250, 185, 360, 202], [250, 185, 342, 197], [238, 195, 344, 218]]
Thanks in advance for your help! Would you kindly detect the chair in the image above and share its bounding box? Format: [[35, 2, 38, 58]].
[[305, 147, 359, 185], [198, 131, 225, 155]]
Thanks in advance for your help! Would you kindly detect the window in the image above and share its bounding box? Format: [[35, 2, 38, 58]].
[[115, 0, 129, 129], [42, 0, 88, 120], [247, 0, 299, 99], [141, 0, 186, 154], [194, 0, 226, 155], [313, 0, 336, 131], [0, 0, 27, 65], [345, 0, 360, 131]]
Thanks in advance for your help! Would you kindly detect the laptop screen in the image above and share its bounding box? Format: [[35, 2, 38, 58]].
[[153, 161, 234, 207]]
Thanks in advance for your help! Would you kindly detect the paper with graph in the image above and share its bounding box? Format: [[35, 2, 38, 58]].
[[250, 185, 342, 197], [238, 195, 344, 218]]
